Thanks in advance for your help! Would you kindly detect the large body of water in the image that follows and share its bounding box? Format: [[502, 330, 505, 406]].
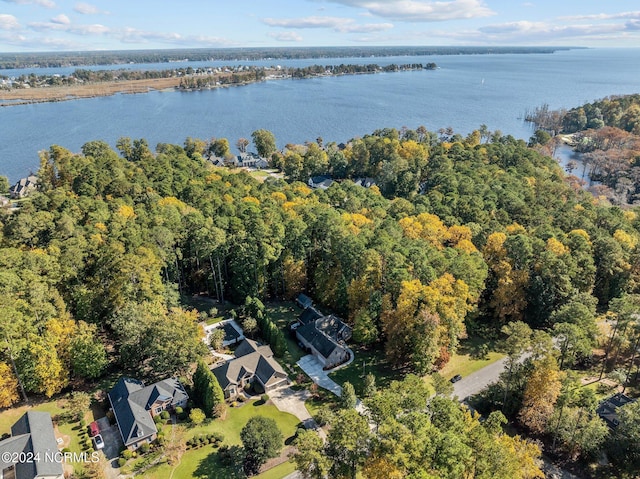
[[1, 48, 639, 182]]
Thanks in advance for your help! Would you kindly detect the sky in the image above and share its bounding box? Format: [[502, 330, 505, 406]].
[[1, 0, 639, 52]]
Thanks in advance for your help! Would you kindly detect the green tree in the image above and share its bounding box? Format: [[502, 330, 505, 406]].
[[0, 175, 9, 195], [292, 430, 331, 479], [192, 360, 225, 418], [326, 409, 372, 479], [251, 129, 277, 158], [340, 381, 357, 409], [363, 373, 376, 398], [432, 372, 454, 397], [70, 322, 108, 379], [66, 391, 91, 421], [209, 328, 225, 350], [241, 416, 283, 475]]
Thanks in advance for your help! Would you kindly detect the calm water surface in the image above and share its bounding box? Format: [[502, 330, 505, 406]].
[[2, 48, 639, 182]]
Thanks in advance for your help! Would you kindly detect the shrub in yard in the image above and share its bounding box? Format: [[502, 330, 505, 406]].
[[189, 408, 206, 425], [175, 406, 183, 416], [261, 394, 269, 403], [156, 436, 166, 446], [160, 410, 170, 420], [122, 450, 133, 460], [139, 443, 150, 454], [231, 401, 238, 408], [153, 415, 163, 424], [84, 439, 92, 450], [79, 419, 86, 428], [212, 432, 224, 443], [61, 448, 71, 454], [118, 458, 127, 468]]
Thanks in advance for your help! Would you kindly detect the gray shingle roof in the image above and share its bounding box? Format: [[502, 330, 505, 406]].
[[296, 306, 351, 362], [108, 377, 188, 447], [296, 323, 340, 358], [299, 307, 323, 325], [0, 411, 64, 478], [212, 340, 287, 390]]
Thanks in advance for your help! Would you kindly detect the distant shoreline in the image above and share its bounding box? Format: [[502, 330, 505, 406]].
[[0, 46, 579, 71], [0, 64, 433, 107]]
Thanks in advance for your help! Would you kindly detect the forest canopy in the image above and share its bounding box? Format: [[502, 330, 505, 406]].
[[0, 125, 639, 403]]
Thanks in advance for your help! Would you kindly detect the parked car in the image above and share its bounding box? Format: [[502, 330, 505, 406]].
[[450, 374, 462, 383], [93, 434, 104, 450], [89, 421, 100, 437]]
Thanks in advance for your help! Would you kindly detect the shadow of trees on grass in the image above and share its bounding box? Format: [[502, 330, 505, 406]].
[[193, 446, 244, 479]]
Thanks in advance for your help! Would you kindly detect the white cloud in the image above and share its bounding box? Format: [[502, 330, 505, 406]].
[[263, 15, 393, 33], [337, 22, 393, 32], [263, 16, 353, 29], [320, 0, 495, 22], [116, 27, 235, 47], [1, 0, 56, 8], [51, 14, 70, 25], [558, 11, 640, 22], [0, 13, 20, 30], [29, 18, 110, 35], [268, 31, 304, 42], [521, 2, 534, 7], [74, 2, 108, 15]]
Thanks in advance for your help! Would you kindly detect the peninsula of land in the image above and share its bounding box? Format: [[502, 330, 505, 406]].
[[0, 62, 435, 107]]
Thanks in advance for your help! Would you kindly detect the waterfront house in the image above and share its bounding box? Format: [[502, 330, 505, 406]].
[[9, 175, 38, 199]]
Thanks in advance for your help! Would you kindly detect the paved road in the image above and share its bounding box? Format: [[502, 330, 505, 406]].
[[452, 356, 509, 401]]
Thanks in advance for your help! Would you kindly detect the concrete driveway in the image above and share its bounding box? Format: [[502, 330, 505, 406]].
[[297, 355, 342, 397], [269, 387, 325, 439]]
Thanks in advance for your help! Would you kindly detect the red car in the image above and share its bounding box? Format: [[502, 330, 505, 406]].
[[89, 421, 100, 437]]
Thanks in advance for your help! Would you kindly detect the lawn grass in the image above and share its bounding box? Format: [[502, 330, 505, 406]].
[[0, 398, 94, 474], [329, 346, 397, 397], [438, 337, 505, 380], [265, 302, 307, 366], [139, 399, 301, 479], [205, 316, 225, 325]]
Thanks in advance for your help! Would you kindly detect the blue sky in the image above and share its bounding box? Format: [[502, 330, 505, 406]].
[[1, 0, 639, 51]]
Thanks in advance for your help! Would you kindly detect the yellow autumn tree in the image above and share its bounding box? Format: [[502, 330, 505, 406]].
[[422, 273, 473, 351], [0, 362, 20, 408], [519, 356, 562, 434], [362, 456, 404, 479], [483, 232, 529, 322], [497, 435, 545, 479], [282, 256, 306, 300]]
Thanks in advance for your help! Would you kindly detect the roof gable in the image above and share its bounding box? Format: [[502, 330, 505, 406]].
[[109, 376, 188, 446], [212, 340, 286, 390], [0, 411, 63, 478]]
